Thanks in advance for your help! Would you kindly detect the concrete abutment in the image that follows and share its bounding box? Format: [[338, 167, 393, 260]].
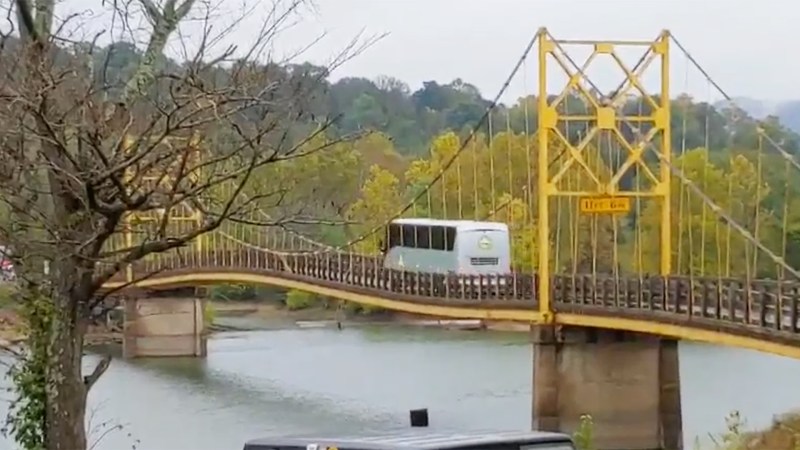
[[122, 290, 208, 358], [532, 325, 682, 450]]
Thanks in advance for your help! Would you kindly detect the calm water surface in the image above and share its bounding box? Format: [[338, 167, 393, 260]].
[[0, 325, 797, 450]]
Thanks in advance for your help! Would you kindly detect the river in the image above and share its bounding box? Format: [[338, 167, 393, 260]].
[[0, 324, 797, 450]]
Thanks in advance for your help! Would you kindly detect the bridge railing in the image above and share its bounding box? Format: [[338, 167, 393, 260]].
[[113, 245, 538, 304], [555, 274, 800, 339], [107, 244, 800, 342]]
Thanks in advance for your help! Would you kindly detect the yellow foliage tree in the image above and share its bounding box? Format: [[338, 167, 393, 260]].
[[352, 132, 408, 182], [491, 193, 536, 271], [347, 165, 404, 253]]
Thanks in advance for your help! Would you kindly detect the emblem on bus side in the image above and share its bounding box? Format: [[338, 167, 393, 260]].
[[478, 235, 492, 250]]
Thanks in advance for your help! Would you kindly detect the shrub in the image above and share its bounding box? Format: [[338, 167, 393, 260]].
[[573, 414, 594, 450], [285, 290, 317, 311], [209, 284, 255, 301], [341, 301, 384, 316], [203, 301, 216, 327]]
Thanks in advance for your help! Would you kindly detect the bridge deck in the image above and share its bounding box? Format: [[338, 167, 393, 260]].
[[101, 249, 800, 354]]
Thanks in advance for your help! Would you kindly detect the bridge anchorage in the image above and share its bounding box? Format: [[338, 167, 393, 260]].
[[102, 28, 800, 450]]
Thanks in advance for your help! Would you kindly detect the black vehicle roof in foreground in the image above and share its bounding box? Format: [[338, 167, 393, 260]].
[[244, 430, 572, 450]]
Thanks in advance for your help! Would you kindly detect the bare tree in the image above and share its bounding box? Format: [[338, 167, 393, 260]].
[[0, 0, 377, 448]]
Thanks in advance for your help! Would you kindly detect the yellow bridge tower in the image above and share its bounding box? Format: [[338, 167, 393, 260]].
[[535, 28, 672, 322], [532, 29, 681, 450]]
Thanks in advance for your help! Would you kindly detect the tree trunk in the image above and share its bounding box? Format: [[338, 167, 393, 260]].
[[45, 285, 88, 450]]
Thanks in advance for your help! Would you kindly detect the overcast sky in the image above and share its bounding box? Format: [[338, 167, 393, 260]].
[[31, 0, 800, 103]]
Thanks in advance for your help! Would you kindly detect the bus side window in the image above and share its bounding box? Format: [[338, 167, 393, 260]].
[[445, 226, 456, 251], [387, 224, 402, 249], [429, 226, 456, 251], [415, 225, 431, 249], [401, 224, 417, 248], [431, 227, 456, 252]]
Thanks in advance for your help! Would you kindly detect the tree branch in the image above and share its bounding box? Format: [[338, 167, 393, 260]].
[[122, 0, 197, 103], [83, 355, 111, 391]]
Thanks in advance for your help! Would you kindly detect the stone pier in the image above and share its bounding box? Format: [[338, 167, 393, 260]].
[[122, 295, 208, 358], [532, 325, 682, 450]]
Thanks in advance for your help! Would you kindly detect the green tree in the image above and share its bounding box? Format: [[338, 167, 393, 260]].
[[348, 165, 404, 253]]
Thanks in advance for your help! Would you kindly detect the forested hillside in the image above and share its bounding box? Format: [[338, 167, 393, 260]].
[[716, 97, 800, 134], [85, 41, 800, 153]]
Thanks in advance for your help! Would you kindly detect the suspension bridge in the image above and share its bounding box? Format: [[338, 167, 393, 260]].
[[102, 28, 800, 365]]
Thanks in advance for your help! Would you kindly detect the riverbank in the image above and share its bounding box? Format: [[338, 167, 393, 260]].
[[0, 299, 528, 348], [210, 300, 530, 332], [0, 309, 120, 348]]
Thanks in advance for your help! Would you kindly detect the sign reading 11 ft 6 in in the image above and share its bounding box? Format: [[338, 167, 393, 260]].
[[579, 196, 631, 214]]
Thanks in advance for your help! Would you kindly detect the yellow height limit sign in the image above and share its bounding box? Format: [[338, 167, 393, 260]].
[[579, 196, 631, 214]]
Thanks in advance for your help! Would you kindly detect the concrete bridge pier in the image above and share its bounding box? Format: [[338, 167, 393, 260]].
[[532, 325, 682, 450], [122, 290, 208, 358]]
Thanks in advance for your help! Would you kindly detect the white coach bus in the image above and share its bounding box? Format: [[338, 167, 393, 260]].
[[379, 218, 512, 276]]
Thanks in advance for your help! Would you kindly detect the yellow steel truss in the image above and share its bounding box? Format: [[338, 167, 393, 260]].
[[536, 29, 672, 321]]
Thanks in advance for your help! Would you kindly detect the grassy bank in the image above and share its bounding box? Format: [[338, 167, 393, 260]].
[[572, 411, 800, 450], [207, 284, 530, 332], [209, 284, 392, 318], [211, 300, 439, 327], [211, 301, 342, 322]]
